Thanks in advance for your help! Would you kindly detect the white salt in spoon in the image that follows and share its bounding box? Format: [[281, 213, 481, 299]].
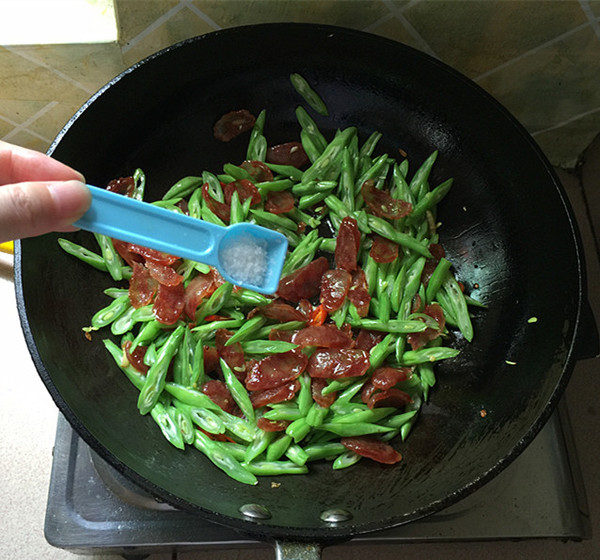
[[74, 185, 288, 294]]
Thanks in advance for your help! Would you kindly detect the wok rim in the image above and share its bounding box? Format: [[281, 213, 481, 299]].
[[14, 22, 588, 541]]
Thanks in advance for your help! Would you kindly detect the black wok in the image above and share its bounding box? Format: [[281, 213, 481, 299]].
[[15, 24, 597, 557]]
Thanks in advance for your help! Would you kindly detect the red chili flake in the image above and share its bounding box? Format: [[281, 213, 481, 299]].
[[309, 303, 328, 327]]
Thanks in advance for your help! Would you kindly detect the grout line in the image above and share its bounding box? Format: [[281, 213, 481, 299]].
[[182, 0, 222, 30], [1, 101, 56, 143], [579, 0, 600, 40], [362, 12, 395, 33], [474, 21, 590, 82], [381, 0, 438, 58], [2, 46, 95, 95], [399, 0, 424, 14], [531, 105, 600, 137], [120, 1, 187, 54], [0, 113, 19, 128]]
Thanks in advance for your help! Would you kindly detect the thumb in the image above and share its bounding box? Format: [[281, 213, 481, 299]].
[[0, 180, 91, 242]]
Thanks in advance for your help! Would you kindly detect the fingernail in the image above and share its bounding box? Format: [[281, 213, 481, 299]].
[[47, 180, 91, 223]]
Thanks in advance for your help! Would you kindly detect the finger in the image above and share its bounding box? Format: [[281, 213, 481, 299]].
[[0, 180, 91, 242], [0, 141, 85, 185]]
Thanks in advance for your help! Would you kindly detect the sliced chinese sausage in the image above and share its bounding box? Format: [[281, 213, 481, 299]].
[[407, 303, 446, 350], [245, 349, 308, 391], [311, 377, 336, 408], [361, 179, 412, 219], [307, 349, 370, 378], [347, 269, 371, 317], [291, 324, 353, 349], [223, 179, 261, 206], [213, 109, 256, 142], [320, 269, 352, 313], [145, 260, 184, 287], [355, 329, 384, 352], [129, 262, 158, 308], [370, 235, 399, 263], [265, 190, 295, 214], [216, 329, 246, 380], [183, 270, 219, 320], [266, 141, 309, 168], [341, 436, 402, 464], [256, 417, 290, 432], [277, 257, 329, 302], [250, 380, 300, 408], [240, 160, 274, 182], [123, 340, 148, 374], [371, 367, 411, 390], [153, 282, 185, 325], [127, 243, 180, 265], [365, 387, 412, 409], [252, 300, 306, 322], [335, 217, 360, 272], [202, 380, 236, 413]]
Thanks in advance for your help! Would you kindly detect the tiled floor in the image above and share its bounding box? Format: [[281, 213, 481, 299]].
[[2, 1, 600, 166]]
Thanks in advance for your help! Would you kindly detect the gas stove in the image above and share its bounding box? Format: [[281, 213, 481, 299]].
[[44, 397, 590, 558]]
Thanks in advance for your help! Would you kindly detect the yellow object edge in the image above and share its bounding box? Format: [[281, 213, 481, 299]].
[[0, 241, 14, 254]]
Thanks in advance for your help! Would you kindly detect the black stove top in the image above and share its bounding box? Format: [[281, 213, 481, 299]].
[[44, 398, 590, 558]]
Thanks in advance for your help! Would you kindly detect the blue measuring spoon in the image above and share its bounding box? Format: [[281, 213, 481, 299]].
[[74, 185, 288, 294]]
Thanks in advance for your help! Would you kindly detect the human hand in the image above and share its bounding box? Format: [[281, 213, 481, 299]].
[[0, 141, 91, 243]]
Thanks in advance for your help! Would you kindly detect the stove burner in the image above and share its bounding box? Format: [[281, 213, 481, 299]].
[[44, 399, 590, 557], [91, 449, 176, 512]]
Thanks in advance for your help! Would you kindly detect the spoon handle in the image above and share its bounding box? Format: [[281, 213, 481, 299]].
[[74, 185, 223, 266]]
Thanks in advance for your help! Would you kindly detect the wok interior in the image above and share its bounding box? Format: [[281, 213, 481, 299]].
[[17, 25, 582, 540]]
